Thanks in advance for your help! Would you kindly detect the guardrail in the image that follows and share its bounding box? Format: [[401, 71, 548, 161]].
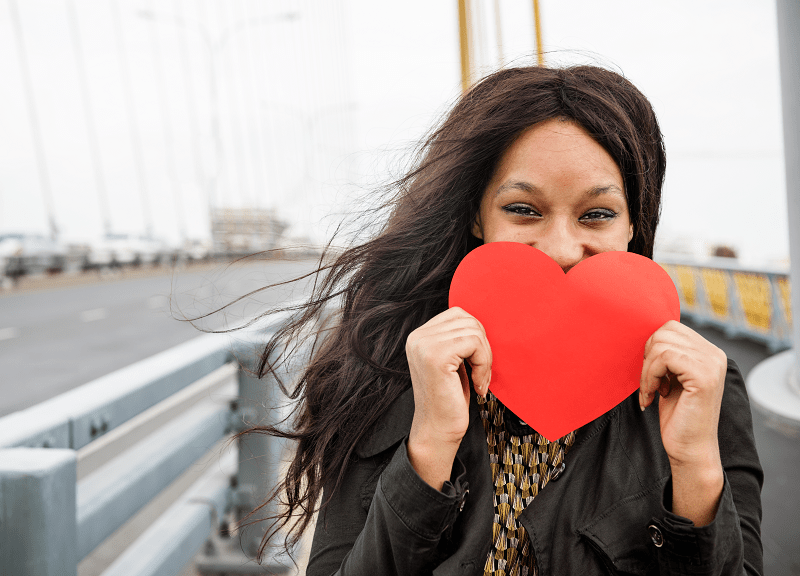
[[0, 311, 301, 576], [657, 256, 792, 353]]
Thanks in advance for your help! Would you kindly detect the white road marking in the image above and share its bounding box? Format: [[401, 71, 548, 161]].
[[0, 327, 20, 340], [80, 308, 108, 323]]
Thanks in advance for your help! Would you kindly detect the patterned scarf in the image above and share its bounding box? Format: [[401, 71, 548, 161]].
[[478, 392, 576, 576]]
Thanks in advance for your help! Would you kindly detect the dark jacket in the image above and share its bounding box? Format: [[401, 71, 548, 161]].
[[308, 359, 763, 576]]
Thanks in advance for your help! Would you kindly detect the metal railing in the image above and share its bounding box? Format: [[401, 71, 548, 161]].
[[657, 256, 792, 353], [0, 311, 301, 576]]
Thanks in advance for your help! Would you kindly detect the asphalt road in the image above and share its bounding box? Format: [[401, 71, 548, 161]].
[[0, 259, 318, 417]]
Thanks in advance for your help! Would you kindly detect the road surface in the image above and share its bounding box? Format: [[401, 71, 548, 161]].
[[0, 259, 318, 417]]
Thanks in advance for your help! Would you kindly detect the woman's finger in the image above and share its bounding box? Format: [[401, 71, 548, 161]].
[[457, 361, 469, 389], [639, 346, 678, 409], [659, 371, 674, 398], [644, 323, 689, 358], [407, 307, 492, 399], [425, 307, 485, 333], [458, 329, 492, 395]]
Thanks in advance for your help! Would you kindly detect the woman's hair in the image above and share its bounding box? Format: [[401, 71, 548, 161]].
[[245, 64, 666, 557]]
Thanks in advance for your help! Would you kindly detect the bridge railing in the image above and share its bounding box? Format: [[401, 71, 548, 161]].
[[657, 255, 792, 353], [0, 309, 301, 576]]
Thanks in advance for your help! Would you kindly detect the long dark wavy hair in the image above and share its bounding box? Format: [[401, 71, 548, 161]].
[[244, 64, 666, 558]]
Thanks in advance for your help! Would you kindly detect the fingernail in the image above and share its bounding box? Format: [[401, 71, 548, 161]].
[[640, 403, 645, 412]]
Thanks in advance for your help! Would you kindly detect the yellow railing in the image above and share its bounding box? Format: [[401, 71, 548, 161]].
[[658, 257, 792, 352]]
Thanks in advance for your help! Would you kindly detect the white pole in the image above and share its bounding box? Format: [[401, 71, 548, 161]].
[[776, 0, 800, 367]]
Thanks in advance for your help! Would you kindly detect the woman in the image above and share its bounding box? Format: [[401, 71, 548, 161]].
[[251, 65, 763, 575]]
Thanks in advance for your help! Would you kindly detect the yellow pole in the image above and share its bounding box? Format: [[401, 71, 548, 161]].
[[458, 0, 472, 92], [533, 0, 544, 66]]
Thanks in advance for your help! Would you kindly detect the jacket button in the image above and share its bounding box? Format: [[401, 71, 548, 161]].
[[459, 488, 469, 512], [648, 524, 664, 547], [550, 462, 566, 481]]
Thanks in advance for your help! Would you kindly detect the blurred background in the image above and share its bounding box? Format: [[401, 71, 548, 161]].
[[0, 0, 787, 264], [1, 1, 796, 575]]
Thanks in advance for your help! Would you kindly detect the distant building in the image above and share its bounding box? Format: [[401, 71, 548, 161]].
[[210, 208, 289, 256]]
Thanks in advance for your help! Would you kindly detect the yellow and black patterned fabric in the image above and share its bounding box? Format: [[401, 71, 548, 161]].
[[477, 392, 576, 576]]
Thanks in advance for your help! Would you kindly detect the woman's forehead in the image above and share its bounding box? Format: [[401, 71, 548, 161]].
[[488, 120, 624, 189]]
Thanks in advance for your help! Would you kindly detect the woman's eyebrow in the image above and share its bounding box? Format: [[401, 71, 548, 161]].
[[494, 181, 624, 197], [493, 181, 537, 197], [586, 184, 625, 197]]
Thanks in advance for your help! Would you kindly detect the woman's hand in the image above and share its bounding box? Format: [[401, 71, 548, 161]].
[[640, 320, 727, 525], [405, 307, 492, 490]]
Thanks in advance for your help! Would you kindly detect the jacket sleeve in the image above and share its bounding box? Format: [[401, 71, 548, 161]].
[[306, 438, 469, 576], [650, 359, 764, 576]]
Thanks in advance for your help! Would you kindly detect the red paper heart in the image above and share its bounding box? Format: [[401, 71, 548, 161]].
[[449, 242, 680, 441]]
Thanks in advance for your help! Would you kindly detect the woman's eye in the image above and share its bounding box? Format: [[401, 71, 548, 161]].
[[502, 204, 540, 217], [580, 209, 617, 221]]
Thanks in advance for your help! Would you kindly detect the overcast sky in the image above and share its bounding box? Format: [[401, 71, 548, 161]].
[[0, 0, 789, 264], [346, 0, 787, 264]]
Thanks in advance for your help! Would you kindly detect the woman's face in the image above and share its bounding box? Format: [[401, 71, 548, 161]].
[[472, 118, 633, 273]]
